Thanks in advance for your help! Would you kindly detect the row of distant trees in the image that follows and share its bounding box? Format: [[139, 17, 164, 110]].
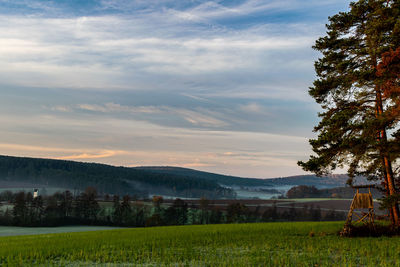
[[285, 185, 383, 199], [0, 188, 345, 227]]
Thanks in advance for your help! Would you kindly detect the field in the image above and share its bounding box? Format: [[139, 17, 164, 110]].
[[163, 198, 386, 217], [0, 226, 121, 237], [0, 222, 399, 266]]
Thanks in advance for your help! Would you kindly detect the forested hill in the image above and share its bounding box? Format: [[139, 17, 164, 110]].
[[135, 166, 273, 187], [267, 174, 352, 187], [0, 155, 352, 199], [0, 155, 235, 198], [135, 167, 351, 187]]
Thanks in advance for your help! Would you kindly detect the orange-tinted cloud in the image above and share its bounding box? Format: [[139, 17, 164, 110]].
[[56, 150, 121, 160], [182, 162, 214, 168]]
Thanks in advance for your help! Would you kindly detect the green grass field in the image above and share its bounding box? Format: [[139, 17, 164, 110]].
[[0, 222, 399, 266], [0, 226, 122, 237]]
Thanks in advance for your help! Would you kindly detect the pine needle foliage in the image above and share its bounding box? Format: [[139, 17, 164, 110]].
[[298, 0, 400, 224]]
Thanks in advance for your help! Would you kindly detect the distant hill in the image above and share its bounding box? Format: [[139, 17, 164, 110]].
[[135, 166, 273, 187], [135, 167, 352, 188], [0, 155, 359, 199], [267, 174, 352, 187], [0, 155, 234, 198]]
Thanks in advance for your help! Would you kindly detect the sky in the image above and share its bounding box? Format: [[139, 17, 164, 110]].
[[0, 0, 351, 178]]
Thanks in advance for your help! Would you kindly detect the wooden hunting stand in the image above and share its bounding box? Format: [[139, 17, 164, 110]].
[[341, 185, 375, 236]]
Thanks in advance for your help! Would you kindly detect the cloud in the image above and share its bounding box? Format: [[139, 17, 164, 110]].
[[0, 8, 319, 99], [0, 0, 349, 177], [171, 108, 228, 128], [41, 93, 316, 134], [155, 0, 347, 24], [49, 105, 72, 112], [77, 103, 161, 114], [182, 162, 215, 168], [75, 103, 228, 128], [0, 104, 313, 178], [238, 103, 268, 114], [0, 143, 127, 160], [56, 150, 124, 160], [0, 143, 75, 153]]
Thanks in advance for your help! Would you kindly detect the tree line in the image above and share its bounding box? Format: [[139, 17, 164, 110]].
[[285, 185, 382, 199], [0, 188, 345, 227]]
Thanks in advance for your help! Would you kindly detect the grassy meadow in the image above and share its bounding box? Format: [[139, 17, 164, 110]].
[[0, 222, 399, 266], [0, 225, 122, 237]]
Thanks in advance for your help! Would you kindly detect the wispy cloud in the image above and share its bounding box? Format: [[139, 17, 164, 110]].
[[57, 150, 124, 160], [75, 103, 228, 128], [238, 103, 269, 115], [0, 143, 127, 160], [76, 103, 162, 114], [0, 8, 318, 98], [0, 0, 349, 177], [182, 162, 215, 168]]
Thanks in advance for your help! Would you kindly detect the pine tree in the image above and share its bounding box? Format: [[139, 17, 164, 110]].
[[120, 195, 132, 225], [298, 0, 400, 225], [59, 190, 73, 218], [112, 195, 122, 225], [13, 192, 27, 226], [31, 196, 44, 225]]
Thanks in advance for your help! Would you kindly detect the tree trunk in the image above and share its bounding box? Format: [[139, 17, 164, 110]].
[[381, 166, 395, 224], [376, 87, 400, 226], [382, 144, 400, 225]]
